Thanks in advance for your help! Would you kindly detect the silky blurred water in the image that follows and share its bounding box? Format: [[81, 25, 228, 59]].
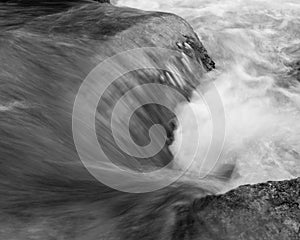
[[117, 0, 300, 188]]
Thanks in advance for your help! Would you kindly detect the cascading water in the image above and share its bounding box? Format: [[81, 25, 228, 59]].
[[1, 1, 299, 239], [117, 0, 300, 189]]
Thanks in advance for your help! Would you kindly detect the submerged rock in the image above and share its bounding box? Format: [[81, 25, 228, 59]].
[[0, 0, 214, 180]]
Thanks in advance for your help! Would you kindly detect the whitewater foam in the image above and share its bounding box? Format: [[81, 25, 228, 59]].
[[117, 0, 300, 188]]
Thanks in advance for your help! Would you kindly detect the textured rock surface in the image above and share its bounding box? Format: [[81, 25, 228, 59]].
[[118, 178, 300, 240], [193, 177, 300, 240]]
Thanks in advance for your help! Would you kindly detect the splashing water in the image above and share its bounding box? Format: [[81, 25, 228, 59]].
[[117, 0, 300, 188]]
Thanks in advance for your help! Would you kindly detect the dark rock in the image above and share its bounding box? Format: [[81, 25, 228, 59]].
[[191, 178, 300, 240], [117, 178, 300, 240]]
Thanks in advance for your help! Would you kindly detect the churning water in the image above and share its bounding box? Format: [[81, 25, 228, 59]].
[[117, 0, 300, 189]]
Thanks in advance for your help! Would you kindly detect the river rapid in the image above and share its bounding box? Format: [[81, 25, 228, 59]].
[[117, 0, 300, 189]]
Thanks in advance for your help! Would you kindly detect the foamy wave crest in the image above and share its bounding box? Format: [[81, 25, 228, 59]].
[[173, 64, 300, 189], [72, 47, 225, 193], [117, 0, 300, 189]]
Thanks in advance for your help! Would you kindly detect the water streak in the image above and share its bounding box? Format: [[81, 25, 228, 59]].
[[118, 0, 300, 188]]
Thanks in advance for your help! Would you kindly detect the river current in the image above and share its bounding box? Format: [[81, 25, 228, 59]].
[[117, 0, 300, 189]]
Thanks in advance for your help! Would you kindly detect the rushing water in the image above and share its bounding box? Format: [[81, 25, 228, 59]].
[[117, 0, 300, 189]]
